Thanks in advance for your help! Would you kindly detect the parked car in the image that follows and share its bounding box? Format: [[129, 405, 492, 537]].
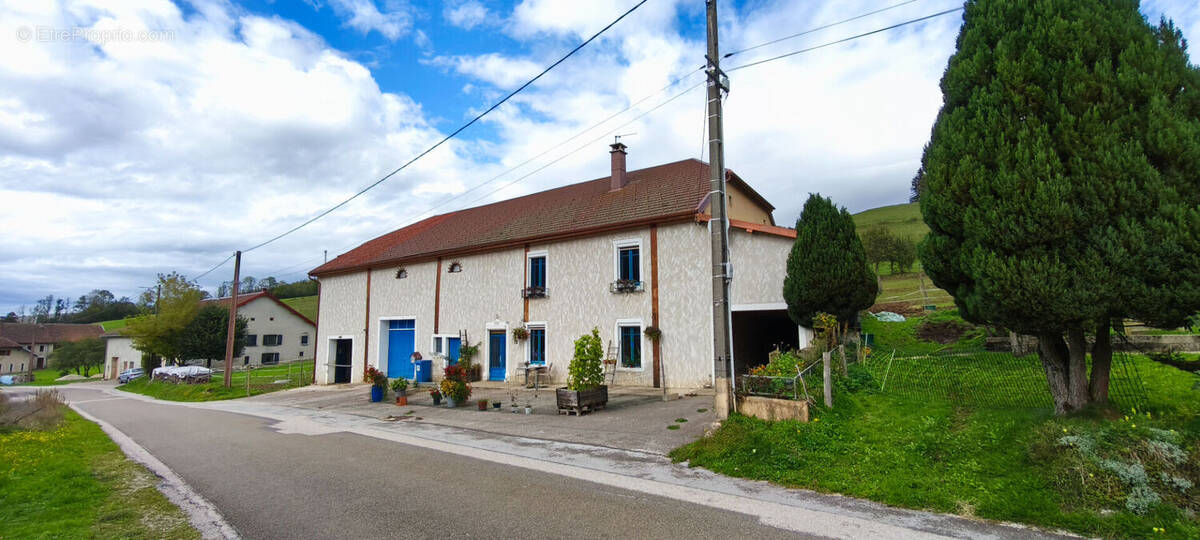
[[118, 368, 144, 383]]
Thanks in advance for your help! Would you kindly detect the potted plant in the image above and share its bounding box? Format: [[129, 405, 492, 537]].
[[365, 366, 387, 402], [511, 326, 529, 343], [491, 400, 501, 409], [477, 398, 488, 411], [458, 342, 482, 382], [439, 364, 472, 407], [430, 388, 442, 406], [556, 327, 608, 415], [643, 326, 662, 343], [391, 377, 409, 406]]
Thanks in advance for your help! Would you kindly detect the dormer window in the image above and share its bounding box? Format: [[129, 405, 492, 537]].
[[448, 262, 462, 273], [395, 268, 408, 279]]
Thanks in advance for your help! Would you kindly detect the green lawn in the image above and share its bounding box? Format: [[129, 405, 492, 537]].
[[281, 295, 317, 322], [98, 319, 129, 332], [0, 408, 198, 538], [119, 361, 313, 401], [852, 202, 929, 241], [675, 312, 1200, 539], [18, 367, 101, 386]]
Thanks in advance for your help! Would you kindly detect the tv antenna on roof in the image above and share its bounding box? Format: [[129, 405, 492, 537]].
[[613, 132, 636, 144]]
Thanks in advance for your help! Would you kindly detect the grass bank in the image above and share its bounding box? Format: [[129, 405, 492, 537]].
[[119, 361, 312, 402], [674, 312, 1199, 538], [17, 367, 101, 386], [0, 407, 198, 538], [280, 295, 317, 322]]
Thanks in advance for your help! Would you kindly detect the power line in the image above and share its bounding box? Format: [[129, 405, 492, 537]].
[[241, 0, 649, 254], [723, 0, 921, 59], [193, 253, 234, 282], [727, 6, 963, 72]]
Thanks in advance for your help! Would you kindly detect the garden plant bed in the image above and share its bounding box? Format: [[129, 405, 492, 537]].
[[556, 386, 608, 416]]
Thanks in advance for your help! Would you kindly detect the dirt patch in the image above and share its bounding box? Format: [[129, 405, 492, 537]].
[[868, 301, 925, 317], [917, 320, 970, 344]]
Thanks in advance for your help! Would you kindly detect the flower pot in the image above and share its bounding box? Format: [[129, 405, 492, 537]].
[[524, 406, 532, 415], [370, 386, 384, 402], [445, 396, 458, 408], [431, 394, 442, 406], [477, 400, 488, 411], [556, 386, 608, 416], [395, 395, 408, 406], [492, 402, 501, 409]]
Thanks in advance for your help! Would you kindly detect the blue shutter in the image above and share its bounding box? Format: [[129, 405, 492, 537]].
[[619, 247, 640, 281], [530, 328, 545, 365], [620, 326, 641, 368], [530, 257, 546, 288]]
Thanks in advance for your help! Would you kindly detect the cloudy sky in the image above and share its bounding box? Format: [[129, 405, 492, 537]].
[[1, 0, 1197, 314]]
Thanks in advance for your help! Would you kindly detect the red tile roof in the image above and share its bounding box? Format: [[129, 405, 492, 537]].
[[695, 216, 798, 239], [0, 323, 104, 345], [311, 159, 772, 276], [202, 290, 315, 326], [0, 336, 24, 349]]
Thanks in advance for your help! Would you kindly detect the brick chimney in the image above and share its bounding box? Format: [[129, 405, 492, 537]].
[[610, 142, 628, 190]]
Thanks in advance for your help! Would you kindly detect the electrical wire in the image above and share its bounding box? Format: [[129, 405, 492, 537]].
[[722, 0, 921, 59], [727, 6, 963, 73], [240, 0, 650, 254], [193, 253, 234, 281]]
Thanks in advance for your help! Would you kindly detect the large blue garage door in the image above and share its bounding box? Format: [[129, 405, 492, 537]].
[[387, 320, 415, 379]]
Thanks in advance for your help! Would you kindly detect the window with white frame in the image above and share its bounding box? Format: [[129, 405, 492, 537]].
[[526, 250, 548, 297], [431, 334, 461, 365], [300, 334, 309, 346], [527, 325, 546, 366], [262, 334, 283, 347], [616, 320, 643, 369], [614, 240, 641, 282], [261, 352, 280, 365], [246, 334, 258, 347]]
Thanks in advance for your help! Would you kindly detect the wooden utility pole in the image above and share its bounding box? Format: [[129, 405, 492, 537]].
[[706, 0, 734, 419], [223, 251, 241, 388]]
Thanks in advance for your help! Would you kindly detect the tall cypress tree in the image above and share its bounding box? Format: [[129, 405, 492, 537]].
[[919, 0, 1200, 414], [783, 194, 878, 328]]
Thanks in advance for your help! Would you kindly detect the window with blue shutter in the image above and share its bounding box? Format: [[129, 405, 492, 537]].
[[619, 246, 640, 281], [529, 327, 546, 365], [619, 325, 641, 368], [529, 256, 546, 288]]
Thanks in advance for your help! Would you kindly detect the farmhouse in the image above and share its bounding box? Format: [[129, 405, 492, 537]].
[[0, 337, 35, 375], [0, 322, 104, 371], [202, 291, 316, 366], [102, 333, 140, 380], [309, 145, 810, 388]]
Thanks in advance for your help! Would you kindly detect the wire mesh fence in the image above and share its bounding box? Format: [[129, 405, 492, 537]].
[[862, 349, 1148, 410]]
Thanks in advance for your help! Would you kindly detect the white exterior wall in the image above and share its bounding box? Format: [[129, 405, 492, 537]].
[[314, 220, 797, 389], [314, 273, 367, 385], [1, 347, 34, 374], [237, 297, 315, 366], [103, 336, 139, 379]]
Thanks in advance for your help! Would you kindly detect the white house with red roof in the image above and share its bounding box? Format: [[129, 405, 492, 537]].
[[201, 291, 316, 367], [308, 145, 810, 389]]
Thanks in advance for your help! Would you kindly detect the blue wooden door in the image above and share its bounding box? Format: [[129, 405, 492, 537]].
[[447, 337, 461, 365], [488, 331, 506, 381], [387, 320, 415, 379]]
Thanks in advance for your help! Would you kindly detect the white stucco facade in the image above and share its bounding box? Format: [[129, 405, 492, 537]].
[[313, 220, 799, 389], [0, 346, 34, 374], [234, 296, 316, 366], [103, 335, 140, 379]]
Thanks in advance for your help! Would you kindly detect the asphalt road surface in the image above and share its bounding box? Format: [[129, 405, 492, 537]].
[[49, 386, 810, 540]]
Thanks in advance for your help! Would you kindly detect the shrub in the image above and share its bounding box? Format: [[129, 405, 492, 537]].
[[364, 366, 387, 387], [567, 328, 605, 391], [390, 377, 408, 393], [439, 364, 471, 402]]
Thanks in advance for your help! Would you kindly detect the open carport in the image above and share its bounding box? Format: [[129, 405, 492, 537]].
[[732, 307, 807, 375]]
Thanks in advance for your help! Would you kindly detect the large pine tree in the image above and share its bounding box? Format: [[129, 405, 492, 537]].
[[783, 194, 878, 328], [919, 0, 1200, 414]]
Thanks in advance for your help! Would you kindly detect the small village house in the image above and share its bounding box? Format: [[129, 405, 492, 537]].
[[0, 322, 104, 372], [309, 145, 810, 389], [0, 337, 35, 375]]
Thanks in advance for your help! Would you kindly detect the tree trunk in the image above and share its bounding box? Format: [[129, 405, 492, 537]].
[[1066, 327, 1089, 411], [1089, 319, 1112, 404], [1038, 333, 1072, 415]]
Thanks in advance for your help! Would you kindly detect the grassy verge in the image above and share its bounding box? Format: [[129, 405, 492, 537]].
[[119, 361, 312, 402], [18, 368, 101, 386], [280, 295, 317, 322], [0, 408, 198, 538], [98, 318, 130, 332], [677, 311, 1199, 538]]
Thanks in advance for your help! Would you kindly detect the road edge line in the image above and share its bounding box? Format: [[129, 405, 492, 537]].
[[69, 403, 240, 540]]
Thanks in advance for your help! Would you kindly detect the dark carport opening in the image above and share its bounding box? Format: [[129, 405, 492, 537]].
[[732, 310, 799, 375]]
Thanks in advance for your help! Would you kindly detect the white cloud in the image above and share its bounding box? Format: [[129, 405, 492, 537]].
[[443, 1, 489, 31], [423, 52, 544, 90], [325, 0, 412, 40]]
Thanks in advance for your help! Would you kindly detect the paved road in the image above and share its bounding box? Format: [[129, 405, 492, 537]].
[[40, 386, 808, 540]]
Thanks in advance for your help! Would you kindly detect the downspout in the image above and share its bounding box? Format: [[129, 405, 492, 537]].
[[650, 224, 661, 389], [363, 268, 372, 381], [434, 258, 443, 334], [312, 279, 321, 384], [522, 244, 530, 322]]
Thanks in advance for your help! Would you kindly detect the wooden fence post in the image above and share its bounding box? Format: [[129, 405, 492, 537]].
[[838, 345, 847, 376], [822, 351, 833, 408]]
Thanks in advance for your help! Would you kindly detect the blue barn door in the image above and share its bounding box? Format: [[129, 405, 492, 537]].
[[387, 320, 415, 379], [447, 337, 461, 365], [488, 330, 506, 381]]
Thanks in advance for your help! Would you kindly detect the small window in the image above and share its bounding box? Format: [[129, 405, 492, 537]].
[[250, 317, 255, 321], [269, 317, 274, 321], [261, 352, 280, 365], [38, 345, 45, 352], [618, 245, 640, 281], [395, 268, 408, 279], [246, 334, 258, 347], [448, 262, 462, 273], [0, 349, 9, 356], [263, 334, 283, 347], [619, 324, 642, 369], [300, 335, 309, 345], [529, 327, 546, 366], [529, 256, 546, 288], [299, 351, 304, 357]]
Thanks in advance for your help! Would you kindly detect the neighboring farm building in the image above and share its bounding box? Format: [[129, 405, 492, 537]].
[[0, 337, 35, 374], [203, 291, 316, 366], [0, 322, 104, 371], [102, 334, 141, 380], [309, 146, 811, 388]]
